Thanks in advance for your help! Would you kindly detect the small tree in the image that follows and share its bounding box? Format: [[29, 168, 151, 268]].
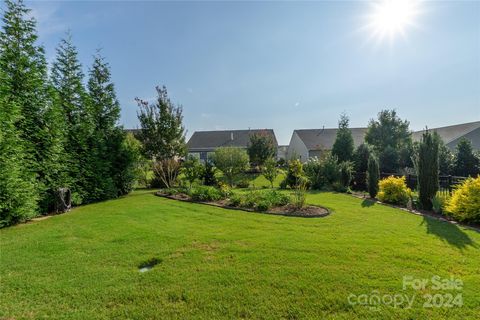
[[136, 86, 186, 160], [247, 132, 276, 167], [202, 161, 217, 186], [453, 138, 479, 177], [354, 143, 372, 173], [181, 156, 204, 189], [263, 157, 278, 188], [332, 113, 354, 162], [416, 130, 439, 210], [339, 161, 353, 191], [213, 147, 249, 187], [367, 154, 380, 198], [152, 159, 181, 188]]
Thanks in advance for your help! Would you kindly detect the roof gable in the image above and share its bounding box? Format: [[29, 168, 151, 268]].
[[294, 128, 368, 151], [187, 129, 278, 150]]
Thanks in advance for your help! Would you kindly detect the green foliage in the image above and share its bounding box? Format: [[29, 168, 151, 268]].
[[228, 189, 290, 211], [303, 154, 346, 191], [377, 176, 412, 205], [202, 161, 217, 186], [181, 156, 204, 188], [354, 143, 372, 173], [247, 131, 276, 166], [262, 157, 278, 188], [281, 159, 305, 189], [415, 130, 439, 210], [432, 192, 450, 214], [367, 154, 380, 198], [291, 183, 307, 209], [453, 138, 479, 177], [332, 113, 354, 162], [212, 147, 249, 187], [445, 176, 480, 222], [365, 110, 412, 173], [112, 132, 143, 196], [0, 89, 38, 226], [338, 161, 353, 192], [135, 86, 186, 160], [438, 142, 454, 175], [189, 186, 223, 202]]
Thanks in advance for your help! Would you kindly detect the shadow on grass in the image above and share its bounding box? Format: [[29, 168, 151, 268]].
[[421, 216, 477, 250], [361, 199, 376, 208]]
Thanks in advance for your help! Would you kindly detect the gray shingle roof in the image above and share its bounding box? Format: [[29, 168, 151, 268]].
[[187, 129, 277, 150], [294, 128, 368, 151], [411, 121, 480, 145]]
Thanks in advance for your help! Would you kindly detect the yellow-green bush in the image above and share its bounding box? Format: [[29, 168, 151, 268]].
[[445, 176, 480, 222], [377, 176, 412, 205]]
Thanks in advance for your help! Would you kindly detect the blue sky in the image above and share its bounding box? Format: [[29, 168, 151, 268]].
[[20, 0, 480, 144]]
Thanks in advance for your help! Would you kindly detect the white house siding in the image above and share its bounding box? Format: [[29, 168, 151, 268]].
[[287, 132, 309, 162]]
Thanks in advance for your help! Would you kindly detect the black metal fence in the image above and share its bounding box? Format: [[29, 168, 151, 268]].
[[351, 172, 466, 193]]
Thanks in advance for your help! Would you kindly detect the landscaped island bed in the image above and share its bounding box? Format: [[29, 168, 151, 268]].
[[1, 190, 479, 319], [156, 190, 330, 217]]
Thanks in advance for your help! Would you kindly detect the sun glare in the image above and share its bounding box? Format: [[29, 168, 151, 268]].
[[367, 0, 421, 42]]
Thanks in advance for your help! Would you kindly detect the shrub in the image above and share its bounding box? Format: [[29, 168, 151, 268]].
[[213, 147, 249, 187], [189, 186, 223, 202], [202, 161, 217, 186], [377, 176, 412, 205], [415, 130, 439, 210], [367, 155, 380, 198], [338, 161, 353, 192], [151, 159, 181, 188], [445, 177, 480, 222], [229, 189, 291, 211], [263, 157, 278, 188], [181, 155, 204, 188], [291, 183, 307, 209], [282, 159, 305, 189], [432, 192, 450, 214]]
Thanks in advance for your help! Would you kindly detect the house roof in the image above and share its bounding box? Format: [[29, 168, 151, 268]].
[[187, 129, 277, 150], [294, 128, 368, 151], [411, 121, 480, 145]]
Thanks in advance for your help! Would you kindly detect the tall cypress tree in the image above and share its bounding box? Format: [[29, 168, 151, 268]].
[[51, 34, 92, 204], [0, 0, 65, 212], [0, 68, 38, 226], [332, 113, 354, 162], [86, 51, 122, 199], [416, 130, 439, 210]]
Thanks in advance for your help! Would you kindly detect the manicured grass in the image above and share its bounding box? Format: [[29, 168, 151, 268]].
[[1, 190, 479, 319]]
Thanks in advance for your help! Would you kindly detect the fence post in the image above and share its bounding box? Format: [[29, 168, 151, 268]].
[[448, 175, 452, 193]]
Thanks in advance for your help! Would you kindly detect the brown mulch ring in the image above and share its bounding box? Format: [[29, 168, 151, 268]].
[[156, 192, 330, 218]]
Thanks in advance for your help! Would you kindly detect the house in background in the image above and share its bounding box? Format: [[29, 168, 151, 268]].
[[187, 129, 278, 162], [412, 121, 480, 151], [287, 121, 480, 162], [287, 128, 367, 161]]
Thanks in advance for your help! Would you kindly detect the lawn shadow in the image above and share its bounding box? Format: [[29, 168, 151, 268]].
[[421, 216, 477, 250], [361, 199, 376, 208]]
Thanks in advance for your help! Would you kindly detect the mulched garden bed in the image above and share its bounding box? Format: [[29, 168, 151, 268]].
[[156, 192, 330, 218]]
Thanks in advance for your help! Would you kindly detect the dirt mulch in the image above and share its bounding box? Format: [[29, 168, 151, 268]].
[[156, 192, 330, 218]]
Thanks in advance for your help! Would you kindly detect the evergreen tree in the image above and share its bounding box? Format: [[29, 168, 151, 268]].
[[86, 51, 122, 200], [437, 137, 454, 175], [0, 0, 60, 212], [416, 130, 439, 210], [0, 68, 38, 226], [51, 34, 91, 204], [453, 138, 480, 177], [332, 113, 354, 162], [353, 143, 371, 173], [365, 110, 412, 173], [367, 154, 380, 198]]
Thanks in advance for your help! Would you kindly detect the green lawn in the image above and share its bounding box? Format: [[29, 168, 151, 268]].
[[1, 190, 479, 319]]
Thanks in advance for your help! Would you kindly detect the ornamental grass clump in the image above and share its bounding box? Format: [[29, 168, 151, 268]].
[[377, 176, 412, 206], [445, 176, 480, 223]]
